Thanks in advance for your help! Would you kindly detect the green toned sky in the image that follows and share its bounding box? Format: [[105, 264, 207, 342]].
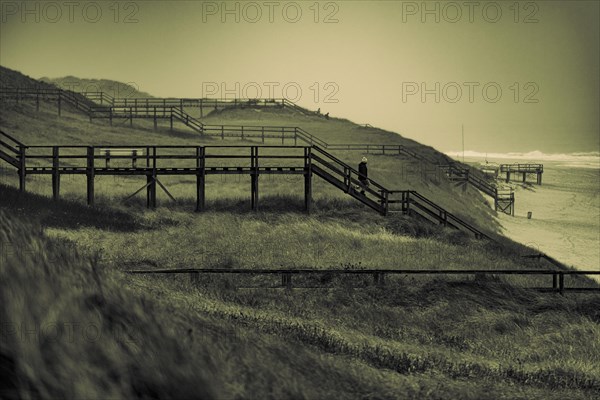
[[1, 0, 598, 153]]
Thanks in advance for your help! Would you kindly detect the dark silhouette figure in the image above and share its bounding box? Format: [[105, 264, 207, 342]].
[[324, 112, 329, 120], [358, 157, 369, 195]]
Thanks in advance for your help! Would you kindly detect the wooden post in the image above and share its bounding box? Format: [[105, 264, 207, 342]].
[[196, 146, 206, 212], [382, 190, 389, 216], [251, 146, 259, 210], [559, 272, 564, 295], [522, 172, 526, 183], [506, 171, 510, 183], [36, 93, 39, 111], [130, 108, 133, 127], [147, 147, 157, 208], [146, 174, 156, 208], [262, 126, 265, 143], [57, 96, 61, 116], [200, 99, 203, 118], [373, 272, 386, 287], [52, 146, 60, 201], [87, 146, 95, 206], [109, 108, 113, 126], [304, 147, 312, 213], [552, 273, 557, 291], [18, 145, 26, 193], [511, 193, 515, 216], [153, 107, 157, 130], [282, 273, 292, 290]]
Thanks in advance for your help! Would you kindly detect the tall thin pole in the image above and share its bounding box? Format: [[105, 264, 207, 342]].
[[462, 124, 464, 163]]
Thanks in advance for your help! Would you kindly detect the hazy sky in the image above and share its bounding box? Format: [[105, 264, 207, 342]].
[[1, 0, 598, 153]]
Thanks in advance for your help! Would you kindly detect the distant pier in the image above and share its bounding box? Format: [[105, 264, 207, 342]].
[[500, 164, 543, 185]]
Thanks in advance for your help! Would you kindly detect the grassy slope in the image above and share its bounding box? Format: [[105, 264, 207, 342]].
[[1, 69, 600, 398]]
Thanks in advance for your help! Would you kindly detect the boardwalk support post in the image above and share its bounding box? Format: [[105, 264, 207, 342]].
[[304, 147, 312, 213], [147, 147, 157, 208], [196, 146, 206, 212], [52, 146, 60, 201], [146, 174, 156, 208], [87, 146, 95, 206], [251, 146, 259, 211], [18, 145, 26, 193]]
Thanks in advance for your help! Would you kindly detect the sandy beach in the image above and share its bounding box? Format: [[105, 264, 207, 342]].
[[476, 159, 600, 281]]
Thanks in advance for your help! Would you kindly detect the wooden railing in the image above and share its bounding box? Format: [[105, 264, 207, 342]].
[[310, 146, 389, 214], [500, 164, 544, 173], [0, 130, 24, 168], [388, 190, 490, 239]]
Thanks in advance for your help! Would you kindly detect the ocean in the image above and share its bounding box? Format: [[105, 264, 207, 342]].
[[447, 151, 600, 280]]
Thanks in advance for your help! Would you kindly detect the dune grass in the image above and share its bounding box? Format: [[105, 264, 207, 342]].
[[1, 203, 599, 399]]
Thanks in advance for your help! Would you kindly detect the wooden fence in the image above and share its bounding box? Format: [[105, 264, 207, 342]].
[[126, 268, 600, 294]]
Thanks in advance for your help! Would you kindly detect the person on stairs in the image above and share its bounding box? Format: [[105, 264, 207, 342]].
[[358, 157, 369, 195]]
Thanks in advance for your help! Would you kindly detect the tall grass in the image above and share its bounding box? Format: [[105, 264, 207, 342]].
[[3, 209, 599, 399]]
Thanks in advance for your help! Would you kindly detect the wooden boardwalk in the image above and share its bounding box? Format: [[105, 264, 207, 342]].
[[500, 164, 543, 185], [1, 130, 492, 239], [1, 88, 529, 215]]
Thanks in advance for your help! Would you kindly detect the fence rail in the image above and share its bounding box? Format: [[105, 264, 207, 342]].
[[126, 268, 600, 293]]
